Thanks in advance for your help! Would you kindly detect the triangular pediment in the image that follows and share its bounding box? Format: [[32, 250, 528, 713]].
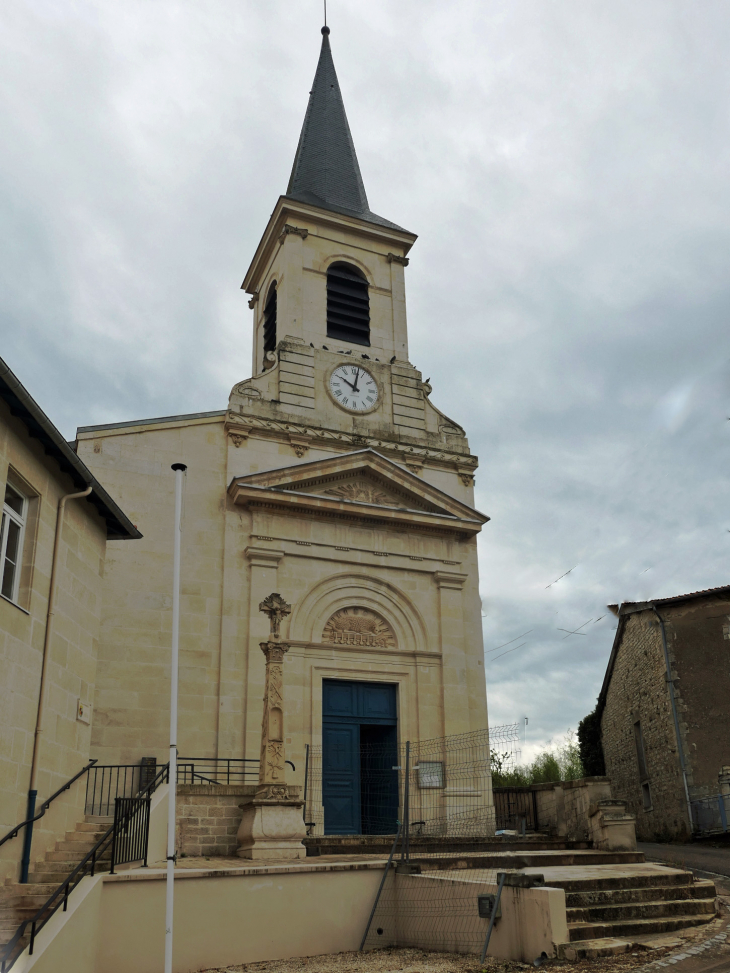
[[228, 450, 488, 535]]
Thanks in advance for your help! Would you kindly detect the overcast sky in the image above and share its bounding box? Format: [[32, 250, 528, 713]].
[[2, 1, 729, 757]]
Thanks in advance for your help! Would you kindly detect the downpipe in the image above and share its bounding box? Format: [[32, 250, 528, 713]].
[[21, 486, 92, 883]]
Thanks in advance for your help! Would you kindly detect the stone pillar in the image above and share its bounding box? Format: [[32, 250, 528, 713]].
[[237, 593, 306, 860]]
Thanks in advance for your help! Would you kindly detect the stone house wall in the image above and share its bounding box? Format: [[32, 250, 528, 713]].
[[601, 611, 688, 839], [666, 595, 730, 801], [0, 398, 111, 884], [601, 596, 730, 839]]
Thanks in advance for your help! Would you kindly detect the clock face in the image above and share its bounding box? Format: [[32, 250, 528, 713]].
[[329, 364, 379, 412]]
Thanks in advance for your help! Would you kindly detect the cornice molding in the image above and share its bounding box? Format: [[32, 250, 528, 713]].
[[225, 412, 478, 473]]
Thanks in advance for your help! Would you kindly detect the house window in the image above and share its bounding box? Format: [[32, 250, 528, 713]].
[[633, 720, 652, 810], [326, 262, 370, 346], [1, 482, 27, 603], [262, 282, 277, 362]]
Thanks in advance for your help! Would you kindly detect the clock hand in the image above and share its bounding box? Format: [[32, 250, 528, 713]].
[[339, 375, 357, 391], [352, 368, 360, 392]]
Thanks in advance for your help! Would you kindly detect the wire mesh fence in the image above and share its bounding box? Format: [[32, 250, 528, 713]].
[[356, 731, 500, 956], [691, 793, 729, 834], [304, 726, 519, 839]]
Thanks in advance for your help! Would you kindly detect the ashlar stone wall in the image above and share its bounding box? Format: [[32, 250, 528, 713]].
[[601, 612, 689, 840], [176, 786, 255, 858], [0, 400, 109, 884]]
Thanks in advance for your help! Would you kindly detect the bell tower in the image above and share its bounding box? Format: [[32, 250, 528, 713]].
[[231, 26, 478, 490]]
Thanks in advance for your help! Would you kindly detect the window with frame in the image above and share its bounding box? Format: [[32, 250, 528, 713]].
[[326, 262, 370, 346], [262, 281, 277, 362], [1, 482, 27, 603], [633, 720, 653, 810]]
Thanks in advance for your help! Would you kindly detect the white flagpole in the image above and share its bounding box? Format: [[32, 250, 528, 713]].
[[166, 463, 186, 973]]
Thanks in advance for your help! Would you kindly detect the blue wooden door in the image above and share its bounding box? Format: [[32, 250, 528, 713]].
[[322, 723, 360, 834], [322, 680, 397, 835]]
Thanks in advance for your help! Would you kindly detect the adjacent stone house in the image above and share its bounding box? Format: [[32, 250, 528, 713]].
[[598, 586, 730, 840], [0, 358, 140, 884]]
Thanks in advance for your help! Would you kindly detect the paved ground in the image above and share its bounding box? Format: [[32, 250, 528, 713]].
[[638, 842, 730, 880]]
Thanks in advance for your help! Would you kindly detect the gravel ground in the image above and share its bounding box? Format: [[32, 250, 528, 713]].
[[197, 945, 701, 973]]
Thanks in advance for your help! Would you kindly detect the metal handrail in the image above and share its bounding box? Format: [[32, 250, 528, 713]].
[[0, 760, 98, 851], [0, 763, 169, 973]]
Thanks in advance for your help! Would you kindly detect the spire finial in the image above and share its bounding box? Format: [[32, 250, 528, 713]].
[[323, 0, 327, 28]]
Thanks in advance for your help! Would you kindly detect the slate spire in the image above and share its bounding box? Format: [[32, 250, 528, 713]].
[[285, 27, 404, 231]]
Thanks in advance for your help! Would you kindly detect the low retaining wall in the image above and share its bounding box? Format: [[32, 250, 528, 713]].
[[495, 777, 637, 851], [371, 872, 568, 963], [176, 785, 256, 858], [14, 861, 385, 973]]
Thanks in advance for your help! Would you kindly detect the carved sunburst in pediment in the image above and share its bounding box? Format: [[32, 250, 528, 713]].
[[322, 607, 396, 648], [323, 482, 402, 507]]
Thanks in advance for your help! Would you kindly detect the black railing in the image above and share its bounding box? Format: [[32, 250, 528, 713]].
[[176, 756, 293, 786], [85, 764, 144, 817], [110, 797, 151, 872], [0, 764, 169, 973], [0, 760, 98, 852]]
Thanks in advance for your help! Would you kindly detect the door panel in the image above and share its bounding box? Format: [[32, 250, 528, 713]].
[[322, 723, 360, 834], [323, 680, 358, 719]]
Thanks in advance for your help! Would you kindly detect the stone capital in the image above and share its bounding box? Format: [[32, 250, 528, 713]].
[[260, 640, 290, 664], [433, 570, 468, 590], [279, 223, 309, 243], [245, 547, 285, 568]]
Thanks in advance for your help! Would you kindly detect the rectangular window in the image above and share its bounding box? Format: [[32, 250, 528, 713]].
[[633, 720, 652, 810], [1, 482, 27, 603]]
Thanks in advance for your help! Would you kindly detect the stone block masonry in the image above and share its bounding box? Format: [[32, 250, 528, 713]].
[[176, 786, 256, 858]]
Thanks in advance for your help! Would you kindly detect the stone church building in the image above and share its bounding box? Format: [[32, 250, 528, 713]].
[[75, 28, 492, 832]]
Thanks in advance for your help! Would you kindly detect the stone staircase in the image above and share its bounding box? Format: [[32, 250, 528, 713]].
[[0, 815, 112, 964], [555, 869, 718, 960]]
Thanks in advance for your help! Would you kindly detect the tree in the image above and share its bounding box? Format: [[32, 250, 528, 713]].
[[577, 706, 606, 777], [490, 730, 584, 787]]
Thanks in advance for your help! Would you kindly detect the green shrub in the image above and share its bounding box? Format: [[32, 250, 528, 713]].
[[491, 730, 585, 787]]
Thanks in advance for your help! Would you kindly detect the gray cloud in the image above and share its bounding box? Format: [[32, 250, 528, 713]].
[[2, 0, 729, 752]]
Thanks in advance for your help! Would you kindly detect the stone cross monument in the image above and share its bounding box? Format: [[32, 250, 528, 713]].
[[258, 592, 291, 797], [236, 593, 306, 859]]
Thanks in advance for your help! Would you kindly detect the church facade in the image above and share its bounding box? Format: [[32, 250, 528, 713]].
[[76, 28, 492, 830]]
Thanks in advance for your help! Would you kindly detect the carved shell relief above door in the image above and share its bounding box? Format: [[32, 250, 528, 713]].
[[322, 607, 396, 648]]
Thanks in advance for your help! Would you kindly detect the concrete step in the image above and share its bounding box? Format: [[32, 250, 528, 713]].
[[568, 897, 716, 924], [63, 829, 107, 842], [558, 938, 633, 961], [305, 835, 593, 855], [28, 866, 109, 885], [75, 821, 112, 833], [43, 848, 110, 864], [568, 913, 715, 942], [55, 839, 99, 855], [565, 879, 717, 907], [549, 871, 695, 892], [414, 851, 646, 871], [84, 815, 113, 825]]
